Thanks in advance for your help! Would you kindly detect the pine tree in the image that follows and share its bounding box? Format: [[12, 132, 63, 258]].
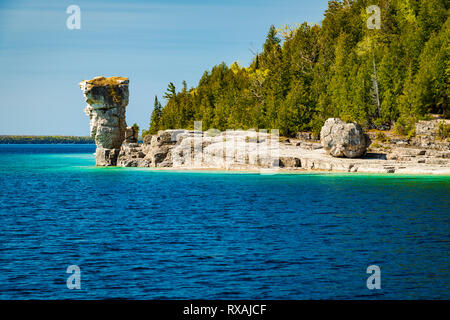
[[132, 123, 139, 136], [413, 19, 449, 116], [263, 25, 281, 55], [396, 64, 419, 136], [163, 82, 176, 100], [148, 96, 163, 134], [143, 0, 449, 138]]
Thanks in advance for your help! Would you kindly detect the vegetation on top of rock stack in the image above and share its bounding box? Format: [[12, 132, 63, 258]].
[[81, 76, 129, 104], [145, 0, 449, 138], [84, 76, 129, 87]]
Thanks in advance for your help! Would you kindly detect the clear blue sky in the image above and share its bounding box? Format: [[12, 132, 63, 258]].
[[0, 0, 329, 135]]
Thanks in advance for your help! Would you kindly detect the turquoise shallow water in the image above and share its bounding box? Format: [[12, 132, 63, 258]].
[[0, 144, 449, 299]]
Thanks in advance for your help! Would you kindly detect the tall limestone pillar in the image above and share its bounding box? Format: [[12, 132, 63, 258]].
[[80, 76, 129, 166]]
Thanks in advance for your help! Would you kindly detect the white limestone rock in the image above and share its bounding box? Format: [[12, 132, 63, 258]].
[[320, 118, 370, 158], [80, 76, 129, 166]]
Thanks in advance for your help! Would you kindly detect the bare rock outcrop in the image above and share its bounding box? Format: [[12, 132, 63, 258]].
[[320, 118, 370, 158], [114, 128, 449, 174], [117, 129, 281, 169], [413, 119, 450, 150], [415, 119, 448, 137], [142, 129, 188, 167], [117, 144, 149, 167], [296, 132, 319, 142], [124, 126, 139, 144], [80, 76, 129, 166]]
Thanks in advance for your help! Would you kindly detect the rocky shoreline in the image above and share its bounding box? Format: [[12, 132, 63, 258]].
[[116, 125, 450, 175], [81, 76, 450, 175]]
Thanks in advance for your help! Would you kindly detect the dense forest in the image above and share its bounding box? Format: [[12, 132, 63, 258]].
[[143, 0, 449, 138], [0, 136, 94, 144]]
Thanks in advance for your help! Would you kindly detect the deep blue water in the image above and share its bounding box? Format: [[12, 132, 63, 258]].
[[0, 144, 449, 299]]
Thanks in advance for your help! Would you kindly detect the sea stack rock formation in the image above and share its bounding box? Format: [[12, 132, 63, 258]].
[[320, 118, 370, 158], [80, 76, 129, 166]]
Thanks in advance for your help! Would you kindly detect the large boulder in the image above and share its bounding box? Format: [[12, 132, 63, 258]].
[[320, 118, 370, 158], [80, 76, 129, 166]]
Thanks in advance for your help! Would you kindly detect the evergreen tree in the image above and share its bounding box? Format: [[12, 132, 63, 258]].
[[163, 82, 176, 100], [148, 96, 163, 135], [263, 25, 281, 56], [132, 123, 140, 137], [413, 19, 449, 116], [142, 0, 449, 137]]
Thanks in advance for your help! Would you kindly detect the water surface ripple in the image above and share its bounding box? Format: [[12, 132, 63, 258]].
[[0, 145, 448, 299]]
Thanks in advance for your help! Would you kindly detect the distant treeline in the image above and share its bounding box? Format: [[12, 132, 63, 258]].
[[0, 136, 94, 144]]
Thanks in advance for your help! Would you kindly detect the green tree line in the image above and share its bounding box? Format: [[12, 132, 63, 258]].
[[143, 0, 449, 138]]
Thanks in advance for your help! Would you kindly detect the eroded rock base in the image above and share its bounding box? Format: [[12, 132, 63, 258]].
[[96, 147, 121, 167]]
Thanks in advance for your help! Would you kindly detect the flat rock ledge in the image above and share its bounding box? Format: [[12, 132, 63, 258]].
[[116, 129, 450, 175]]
